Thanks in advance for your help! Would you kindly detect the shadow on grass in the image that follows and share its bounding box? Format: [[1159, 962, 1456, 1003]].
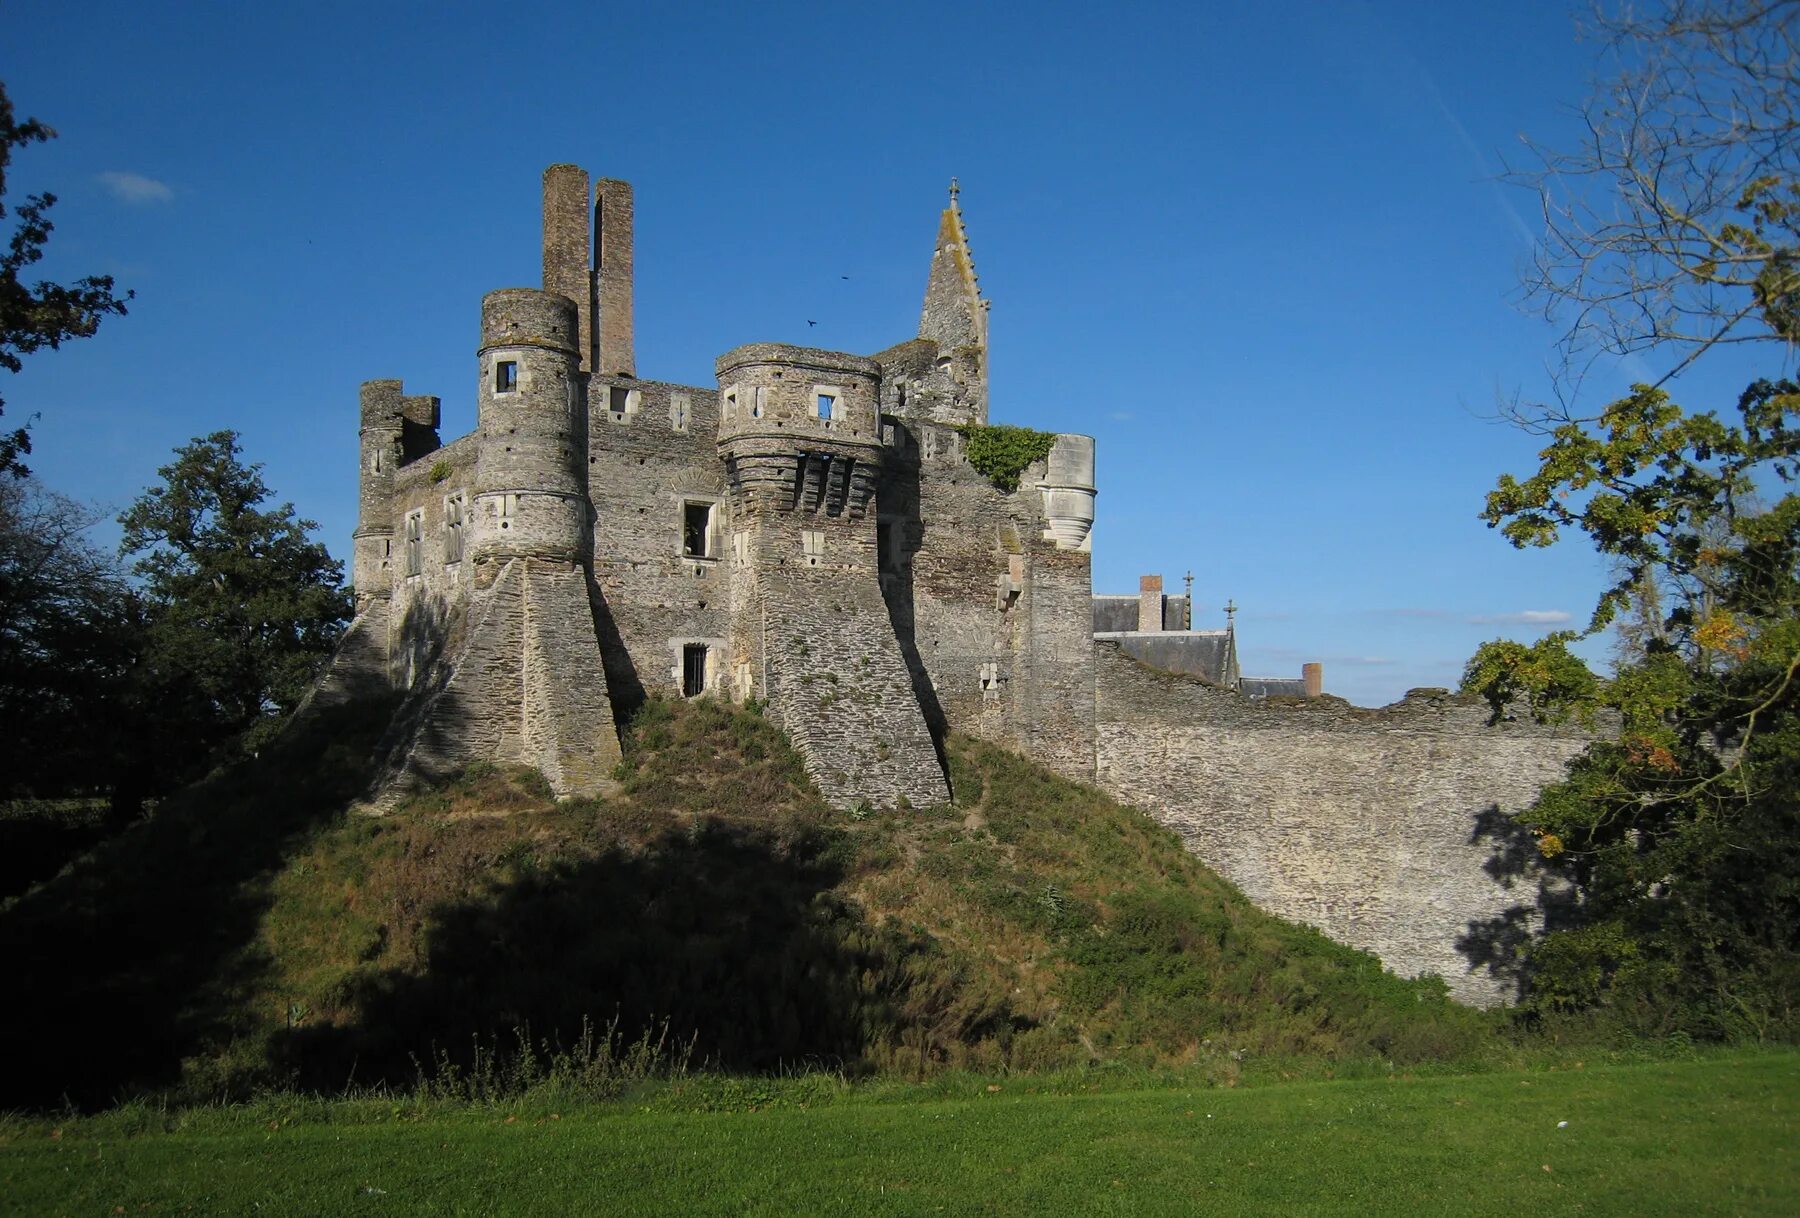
[[0, 667, 400, 1112], [277, 814, 984, 1091]]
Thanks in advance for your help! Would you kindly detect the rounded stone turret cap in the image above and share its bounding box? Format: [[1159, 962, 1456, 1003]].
[[480, 288, 580, 357]]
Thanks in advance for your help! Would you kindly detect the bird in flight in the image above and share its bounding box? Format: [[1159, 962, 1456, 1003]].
[[807, 320, 817, 327]]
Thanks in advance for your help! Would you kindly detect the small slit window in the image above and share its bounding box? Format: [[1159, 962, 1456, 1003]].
[[404, 510, 423, 577], [444, 491, 465, 564], [495, 360, 518, 394], [670, 392, 690, 432], [682, 644, 708, 697]]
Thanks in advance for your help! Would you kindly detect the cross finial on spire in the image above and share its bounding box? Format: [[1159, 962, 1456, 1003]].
[[949, 177, 960, 204], [1224, 599, 1237, 628]]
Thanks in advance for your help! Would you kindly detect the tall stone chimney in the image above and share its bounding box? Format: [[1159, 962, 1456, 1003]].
[[1138, 574, 1163, 633], [1303, 662, 1323, 698], [595, 178, 635, 377]]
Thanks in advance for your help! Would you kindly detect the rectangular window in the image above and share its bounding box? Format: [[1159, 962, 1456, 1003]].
[[801, 529, 825, 565], [610, 385, 630, 418], [444, 491, 465, 563], [495, 361, 518, 393], [816, 393, 834, 420], [682, 644, 708, 697], [682, 501, 714, 558], [404, 510, 423, 577]]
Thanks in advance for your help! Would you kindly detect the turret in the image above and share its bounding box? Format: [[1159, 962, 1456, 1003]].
[[716, 343, 882, 516], [469, 289, 588, 570], [1041, 433, 1096, 551]]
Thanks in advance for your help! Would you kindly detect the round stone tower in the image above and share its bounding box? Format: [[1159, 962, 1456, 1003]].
[[469, 289, 588, 572], [715, 343, 882, 515]]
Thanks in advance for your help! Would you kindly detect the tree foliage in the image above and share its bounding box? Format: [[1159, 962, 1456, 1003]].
[[1471, 1, 1800, 1038], [1472, 375, 1800, 1037], [120, 431, 352, 755], [0, 477, 139, 802], [1, 80, 131, 476]]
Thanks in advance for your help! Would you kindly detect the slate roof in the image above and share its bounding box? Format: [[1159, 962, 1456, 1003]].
[[1241, 677, 1308, 699], [1092, 594, 1192, 633]]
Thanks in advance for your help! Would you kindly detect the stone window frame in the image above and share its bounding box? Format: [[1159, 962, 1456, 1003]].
[[493, 356, 521, 395], [812, 383, 843, 426], [403, 508, 424, 578], [677, 494, 722, 561], [443, 489, 467, 564], [801, 528, 825, 566], [605, 384, 642, 425], [667, 635, 726, 697]]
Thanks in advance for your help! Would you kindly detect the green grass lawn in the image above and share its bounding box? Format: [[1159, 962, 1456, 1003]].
[[4, 1051, 1793, 1216]]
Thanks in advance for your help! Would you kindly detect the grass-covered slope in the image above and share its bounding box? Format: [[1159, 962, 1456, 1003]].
[[0, 698, 1486, 1110]]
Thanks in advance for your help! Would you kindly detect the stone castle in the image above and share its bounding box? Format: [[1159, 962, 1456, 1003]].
[[321, 165, 1591, 1005]]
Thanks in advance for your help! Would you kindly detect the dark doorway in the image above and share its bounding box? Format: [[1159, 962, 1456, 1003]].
[[682, 644, 707, 696]]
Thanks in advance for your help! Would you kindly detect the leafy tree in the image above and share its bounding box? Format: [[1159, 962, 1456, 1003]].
[[1, 80, 131, 476], [120, 431, 352, 761], [0, 476, 140, 802], [1470, 382, 1800, 1037], [1469, 1, 1800, 1038]]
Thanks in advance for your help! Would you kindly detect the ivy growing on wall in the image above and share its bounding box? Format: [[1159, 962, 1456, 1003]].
[[956, 424, 1057, 492]]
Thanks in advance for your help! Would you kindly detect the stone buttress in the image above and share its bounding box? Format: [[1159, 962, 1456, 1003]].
[[356, 288, 622, 799]]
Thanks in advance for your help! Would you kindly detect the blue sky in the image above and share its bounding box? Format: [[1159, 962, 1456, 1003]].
[[4, 0, 1781, 705]]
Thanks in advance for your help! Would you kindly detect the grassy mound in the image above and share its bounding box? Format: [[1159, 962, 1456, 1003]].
[[0, 698, 1487, 1110]]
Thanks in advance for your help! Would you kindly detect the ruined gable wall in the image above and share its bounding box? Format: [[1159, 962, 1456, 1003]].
[[586, 375, 731, 708], [385, 434, 480, 681], [1091, 644, 1588, 1006]]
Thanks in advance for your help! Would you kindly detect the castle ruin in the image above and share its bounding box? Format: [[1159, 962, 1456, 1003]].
[[321, 165, 1589, 1005]]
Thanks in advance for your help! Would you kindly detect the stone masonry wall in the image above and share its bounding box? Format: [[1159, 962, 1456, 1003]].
[[586, 375, 732, 708], [1092, 644, 1589, 1006], [888, 422, 1095, 784]]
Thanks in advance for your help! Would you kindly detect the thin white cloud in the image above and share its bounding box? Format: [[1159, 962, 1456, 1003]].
[[1387, 607, 1571, 626], [97, 171, 173, 204], [1107, 410, 1135, 422], [1470, 609, 1572, 626]]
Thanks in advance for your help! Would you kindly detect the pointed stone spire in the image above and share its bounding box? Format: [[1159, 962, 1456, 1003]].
[[919, 179, 989, 417]]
